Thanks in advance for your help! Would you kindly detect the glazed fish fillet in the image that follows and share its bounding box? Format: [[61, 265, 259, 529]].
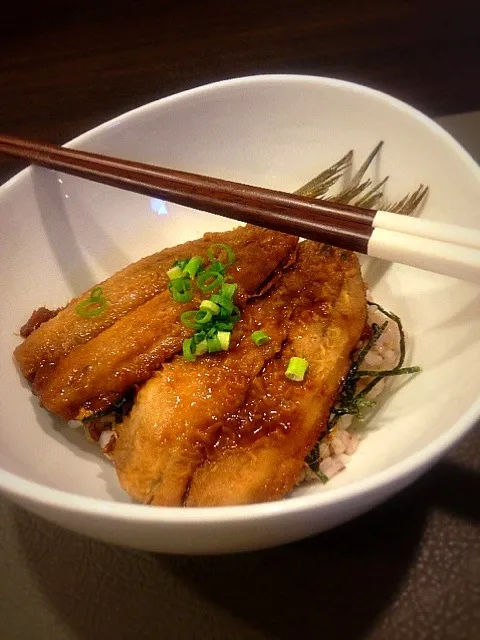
[[21, 226, 297, 420], [113, 242, 366, 507], [112, 244, 320, 505], [14, 224, 295, 382], [186, 243, 367, 506]]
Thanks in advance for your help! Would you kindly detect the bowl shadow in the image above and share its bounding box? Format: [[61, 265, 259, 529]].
[[11, 471, 460, 640], [158, 488, 427, 640]]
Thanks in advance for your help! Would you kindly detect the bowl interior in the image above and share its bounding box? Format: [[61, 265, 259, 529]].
[[1, 75, 479, 506]]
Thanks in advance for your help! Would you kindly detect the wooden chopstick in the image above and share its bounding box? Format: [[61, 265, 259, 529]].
[[0, 135, 373, 253], [1, 135, 479, 283]]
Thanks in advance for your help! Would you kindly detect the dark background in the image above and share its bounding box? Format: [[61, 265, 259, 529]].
[[1, 2, 479, 639], [1, 0, 480, 181]]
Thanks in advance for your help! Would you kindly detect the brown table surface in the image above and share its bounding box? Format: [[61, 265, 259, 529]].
[[1, 3, 479, 639]]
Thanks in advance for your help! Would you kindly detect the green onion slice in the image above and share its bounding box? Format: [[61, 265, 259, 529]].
[[180, 310, 199, 328], [196, 271, 224, 292], [206, 243, 236, 265], [182, 256, 203, 279], [215, 321, 234, 331], [89, 287, 104, 301], [285, 357, 309, 382], [167, 265, 184, 281], [183, 338, 196, 362], [221, 283, 237, 300], [76, 287, 107, 318], [217, 331, 231, 351], [207, 335, 222, 353], [75, 299, 107, 318], [195, 309, 213, 324], [207, 260, 226, 275], [169, 278, 193, 303], [209, 294, 234, 314], [229, 305, 241, 323], [195, 339, 208, 356], [251, 330, 270, 346], [173, 258, 189, 270], [200, 299, 220, 314]]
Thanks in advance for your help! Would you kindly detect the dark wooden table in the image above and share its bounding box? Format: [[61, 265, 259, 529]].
[[1, 2, 479, 639]]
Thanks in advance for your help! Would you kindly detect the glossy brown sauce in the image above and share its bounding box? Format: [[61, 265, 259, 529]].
[[190, 245, 363, 460]]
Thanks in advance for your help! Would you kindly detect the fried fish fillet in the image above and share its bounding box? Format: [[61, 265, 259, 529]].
[[113, 241, 366, 507], [112, 249, 316, 505], [186, 243, 367, 506], [30, 226, 297, 419], [14, 224, 295, 382]]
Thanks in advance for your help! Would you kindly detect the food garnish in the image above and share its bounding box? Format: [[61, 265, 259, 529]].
[[75, 287, 107, 318], [285, 356, 309, 381], [251, 330, 271, 346], [166, 244, 241, 361]]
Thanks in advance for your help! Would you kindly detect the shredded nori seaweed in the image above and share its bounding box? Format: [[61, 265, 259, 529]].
[[306, 302, 421, 480], [81, 392, 134, 425]]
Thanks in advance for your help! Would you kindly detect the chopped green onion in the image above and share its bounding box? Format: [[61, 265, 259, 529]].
[[285, 357, 309, 382], [229, 305, 241, 323], [207, 243, 236, 265], [182, 338, 196, 362], [195, 339, 208, 356], [207, 335, 222, 353], [183, 256, 203, 279], [167, 265, 184, 281], [251, 330, 270, 346], [209, 294, 234, 314], [221, 283, 237, 299], [76, 287, 108, 318], [173, 258, 189, 270], [174, 243, 241, 362], [169, 278, 193, 303], [195, 309, 213, 324], [196, 271, 224, 292], [200, 299, 220, 314], [216, 321, 234, 331], [217, 331, 231, 351], [89, 287, 104, 301], [75, 299, 107, 318], [218, 306, 231, 318], [180, 310, 199, 328], [207, 260, 226, 275]]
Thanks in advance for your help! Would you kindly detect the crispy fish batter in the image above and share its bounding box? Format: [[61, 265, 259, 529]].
[[14, 224, 295, 382], [113, 247, 319, 505], [29, 226, 297, 419], [186, 243, 366, 506], [113, 242, 366, 507]]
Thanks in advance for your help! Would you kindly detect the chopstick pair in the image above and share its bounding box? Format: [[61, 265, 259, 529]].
[[1, 134, 479, 283]]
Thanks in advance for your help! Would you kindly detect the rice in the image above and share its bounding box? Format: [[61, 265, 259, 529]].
[[99, 429, 115, 450]]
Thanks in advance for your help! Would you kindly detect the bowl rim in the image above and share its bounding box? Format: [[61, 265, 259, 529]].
[[1, 73, 479, 525]]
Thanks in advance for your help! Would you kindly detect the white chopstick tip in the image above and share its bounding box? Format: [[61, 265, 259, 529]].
[[374, 210, 480, 251], [368, 228, 480, 283]]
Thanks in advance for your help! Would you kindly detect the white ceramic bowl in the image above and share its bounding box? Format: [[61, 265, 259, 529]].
[[1, 75, 479, 554]]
